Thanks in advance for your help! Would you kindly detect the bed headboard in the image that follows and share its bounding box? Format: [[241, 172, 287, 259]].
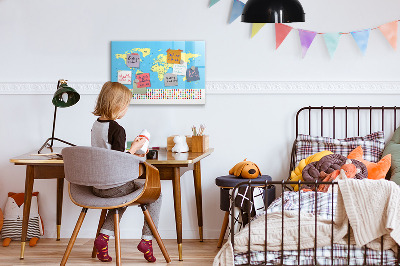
[[290, 106, 400, 179]]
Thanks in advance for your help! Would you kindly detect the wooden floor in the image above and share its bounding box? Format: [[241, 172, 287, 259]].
[[0, 239, 221, 265]]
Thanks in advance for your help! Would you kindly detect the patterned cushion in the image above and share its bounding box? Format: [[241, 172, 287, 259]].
[[294, 131, 385, 166]]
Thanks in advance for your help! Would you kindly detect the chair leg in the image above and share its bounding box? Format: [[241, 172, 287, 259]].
[[114, 209, 121, 266], [217, 211, 230, 248], [141, 205, 171, 263], [60, 208, 88, 266], [91, 209, 108, 258]]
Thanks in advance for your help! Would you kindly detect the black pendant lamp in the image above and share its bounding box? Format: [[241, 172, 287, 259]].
[[242, 0, 305, 23]]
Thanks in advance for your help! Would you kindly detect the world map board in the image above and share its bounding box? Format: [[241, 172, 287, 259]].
[[111, 41, 205, 104]]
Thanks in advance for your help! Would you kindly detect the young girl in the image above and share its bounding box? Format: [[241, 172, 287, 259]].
[[91, 81, 162, 263]]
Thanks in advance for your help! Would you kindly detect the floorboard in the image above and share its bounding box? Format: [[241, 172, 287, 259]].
[[0, 239, 222, 265]]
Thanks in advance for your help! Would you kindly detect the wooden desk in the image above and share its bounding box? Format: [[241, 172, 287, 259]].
[[10, 147, 213, 261], [146, 148, 213, 260], [9, 148, 64, 259]]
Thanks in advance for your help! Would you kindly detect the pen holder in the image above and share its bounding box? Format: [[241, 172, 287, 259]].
[[191, 135, 209, 153]]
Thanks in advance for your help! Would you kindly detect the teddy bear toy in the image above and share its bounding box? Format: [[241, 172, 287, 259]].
[[229, 159, 261, 179], [172, 135, 189, 153], [1, 192, 44, 247]]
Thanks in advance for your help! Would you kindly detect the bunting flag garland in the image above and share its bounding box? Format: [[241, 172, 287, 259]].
[[323, 33, 341, 58], [209, 5, 400, 57], [351, 29, 370, 55], [298, 30, 317, 58], [378, 21, 398, 50], [209, 0, 220, 8], [251, 23, 266, 38], [275, 23, 293, 49], [229, 0, 245, 24]]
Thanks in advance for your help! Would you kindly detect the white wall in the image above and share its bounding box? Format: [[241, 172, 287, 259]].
[[1, 0, 400, 240]]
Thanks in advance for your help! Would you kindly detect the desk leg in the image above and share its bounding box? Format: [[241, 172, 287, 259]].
[[56, 178, 64, 241], [20, 165, 35, 259], [172, 167, 183, 261], [193, 161, 203, 242]]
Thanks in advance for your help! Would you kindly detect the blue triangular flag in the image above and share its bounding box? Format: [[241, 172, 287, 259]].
[[351, 29, 370, 55], [209, 0, 221, 7], [323, 33, 341, 58], [229, 0, 245, 23]]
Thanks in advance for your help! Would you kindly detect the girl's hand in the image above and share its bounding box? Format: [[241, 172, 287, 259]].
[[129, 137, 147, 154], [134, 149, 149, 157]]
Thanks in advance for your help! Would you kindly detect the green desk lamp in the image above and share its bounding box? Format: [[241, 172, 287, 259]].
[[38, 79, 80, 154]]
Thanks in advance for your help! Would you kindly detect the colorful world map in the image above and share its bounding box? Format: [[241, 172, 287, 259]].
[[111, 41, 205, 91]]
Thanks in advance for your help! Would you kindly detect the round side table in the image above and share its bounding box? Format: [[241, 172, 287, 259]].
[[215, 175, 275, 248]]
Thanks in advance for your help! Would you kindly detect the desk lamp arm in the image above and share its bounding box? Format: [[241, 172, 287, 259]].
[[37, 80, 77, 154]]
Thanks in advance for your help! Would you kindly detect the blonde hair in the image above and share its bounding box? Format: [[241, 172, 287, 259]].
[[93, 82, 132, 120]]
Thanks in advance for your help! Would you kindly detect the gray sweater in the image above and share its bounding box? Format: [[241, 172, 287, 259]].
[[91, 118, 144, 189]]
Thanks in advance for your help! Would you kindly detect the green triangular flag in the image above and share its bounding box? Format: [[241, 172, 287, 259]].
[[251, 23, 266, 38], [209, 0, 220, 7], [323, 33, 341, 58]]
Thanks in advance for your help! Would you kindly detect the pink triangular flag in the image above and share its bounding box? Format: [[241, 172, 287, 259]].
[[298, 29, 317, 58], [378, 21, 398, 50], [275, 23, 293, 49]]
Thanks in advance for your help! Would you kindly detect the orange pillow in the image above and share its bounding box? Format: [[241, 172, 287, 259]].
[[347, 146, 391, 180]]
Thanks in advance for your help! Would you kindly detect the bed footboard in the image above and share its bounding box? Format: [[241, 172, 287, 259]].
[[230, 180, 400, 266]]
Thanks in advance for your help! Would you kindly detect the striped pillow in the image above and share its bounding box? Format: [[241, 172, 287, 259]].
[[294, 131, 385, 166]]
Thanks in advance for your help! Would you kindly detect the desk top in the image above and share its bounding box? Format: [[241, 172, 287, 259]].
[[10, 147, 214, 166]]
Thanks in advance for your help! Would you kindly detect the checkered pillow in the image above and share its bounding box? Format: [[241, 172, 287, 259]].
[[294, 131, 385, 166]]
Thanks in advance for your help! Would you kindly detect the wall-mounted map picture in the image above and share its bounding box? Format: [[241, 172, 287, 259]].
[[111, 41, 205, 104]]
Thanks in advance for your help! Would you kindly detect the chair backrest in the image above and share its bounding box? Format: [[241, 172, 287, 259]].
[[62, 146, 145, 187]]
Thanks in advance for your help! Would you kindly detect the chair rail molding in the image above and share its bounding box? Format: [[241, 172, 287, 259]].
[[0, 81, 400, 95]]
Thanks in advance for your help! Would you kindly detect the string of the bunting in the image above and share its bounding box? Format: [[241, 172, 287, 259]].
[[273, 20, 398, 58], [209, 0, 399, 58]]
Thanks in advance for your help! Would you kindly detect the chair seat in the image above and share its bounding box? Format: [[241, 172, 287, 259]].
[[69, 180, 145, 208]]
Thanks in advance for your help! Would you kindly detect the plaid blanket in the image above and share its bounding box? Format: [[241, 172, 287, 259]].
[[266, 190, 336, 220], [235, 244, 397, 265], [234, 191, 397, 265]]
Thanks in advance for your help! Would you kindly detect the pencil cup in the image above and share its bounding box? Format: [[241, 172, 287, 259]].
[[191, 135, 209, 153]]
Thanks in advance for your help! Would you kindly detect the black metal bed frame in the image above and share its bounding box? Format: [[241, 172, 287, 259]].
[[230, 106, 400, 266]]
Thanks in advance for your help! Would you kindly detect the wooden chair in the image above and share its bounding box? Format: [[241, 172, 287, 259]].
[[60, 146, 171, 265]]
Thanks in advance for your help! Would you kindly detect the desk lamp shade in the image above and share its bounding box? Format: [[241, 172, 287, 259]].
[[38, 80, 80, 154], [52, 84, 80, 108], [241, 0, 305, 23]]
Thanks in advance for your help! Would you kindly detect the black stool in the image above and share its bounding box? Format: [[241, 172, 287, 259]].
[[215, 175, 275, 248]]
